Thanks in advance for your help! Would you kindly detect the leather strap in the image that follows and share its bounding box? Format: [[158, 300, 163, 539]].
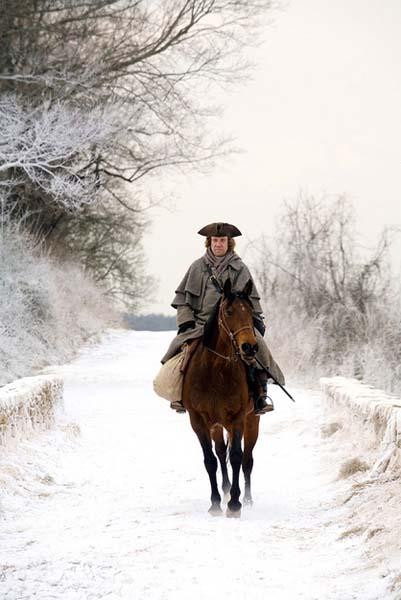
[[205, 263, 224, 294]]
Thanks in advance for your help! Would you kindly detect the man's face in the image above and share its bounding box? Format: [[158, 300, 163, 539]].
[[211, 236, 229, 257]]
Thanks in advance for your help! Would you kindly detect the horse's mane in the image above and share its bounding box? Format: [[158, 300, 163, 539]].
[[203, 298, 221, 348]]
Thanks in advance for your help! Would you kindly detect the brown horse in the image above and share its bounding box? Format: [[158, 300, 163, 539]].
[[182, 278, 261, 517]]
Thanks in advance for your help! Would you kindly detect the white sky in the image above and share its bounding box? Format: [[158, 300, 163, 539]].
[[143, 0, 401, 314]]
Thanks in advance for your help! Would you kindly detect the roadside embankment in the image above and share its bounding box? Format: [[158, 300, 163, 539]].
[[320, 376, 401, 475], [0, 375, 63, 447], [319, 377, 401, 597]]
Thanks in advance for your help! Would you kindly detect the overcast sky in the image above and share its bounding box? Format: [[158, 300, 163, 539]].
[[143, 0, 401, 315]]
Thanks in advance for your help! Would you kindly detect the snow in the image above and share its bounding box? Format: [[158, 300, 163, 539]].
[[0, 330, 400, 599]]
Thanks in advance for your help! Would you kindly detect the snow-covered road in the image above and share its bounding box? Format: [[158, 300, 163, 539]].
[[0, 331, 398, 599]]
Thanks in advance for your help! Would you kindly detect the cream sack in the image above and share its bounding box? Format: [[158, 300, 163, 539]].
[[153, 351, 185, 404]]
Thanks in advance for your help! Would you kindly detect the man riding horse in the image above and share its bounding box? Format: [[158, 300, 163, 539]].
[[161, 221, 285, 415]]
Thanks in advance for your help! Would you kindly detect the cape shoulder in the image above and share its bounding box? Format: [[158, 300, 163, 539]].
[[172, 253, 262, 312], [175, 254, 251, 297], [174, 256, 206, 299]]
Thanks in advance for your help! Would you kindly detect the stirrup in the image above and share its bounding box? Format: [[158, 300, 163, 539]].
[[170, 400, 186, 413], [254, 395, 274, 416]]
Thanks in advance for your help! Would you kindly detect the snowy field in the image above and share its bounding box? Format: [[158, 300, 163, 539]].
[[0, 330, 400, 600]]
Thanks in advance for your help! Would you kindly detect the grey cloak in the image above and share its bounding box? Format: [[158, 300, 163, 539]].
[[161, 253, 285, 385]]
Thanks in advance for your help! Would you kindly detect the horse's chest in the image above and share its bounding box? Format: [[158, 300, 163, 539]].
[[191, 365, 244, 397]]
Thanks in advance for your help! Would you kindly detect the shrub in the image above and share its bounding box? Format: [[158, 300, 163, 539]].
[[0, 224, 114, 385], [251, 195, 401, 394]]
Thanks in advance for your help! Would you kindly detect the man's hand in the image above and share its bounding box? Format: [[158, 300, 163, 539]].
[[178, 320, 196, 334], [253, 316, 266, 336]]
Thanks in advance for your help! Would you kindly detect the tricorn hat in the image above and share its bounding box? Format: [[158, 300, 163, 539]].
[[197, 222, 242, 238]]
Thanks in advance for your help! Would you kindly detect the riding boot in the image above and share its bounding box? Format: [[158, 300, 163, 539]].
[[253, 369, 274, 415]]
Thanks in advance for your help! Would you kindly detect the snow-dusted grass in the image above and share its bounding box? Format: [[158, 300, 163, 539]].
[[338, 458, 370, 479], [0, 375, 63, 446], [1, 330, 400, 599], [0, 224, 114, 386]]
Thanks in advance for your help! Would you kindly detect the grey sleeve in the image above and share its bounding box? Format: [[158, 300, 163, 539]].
[[171, 268, 191, 309], [176, 304, 195, 328]]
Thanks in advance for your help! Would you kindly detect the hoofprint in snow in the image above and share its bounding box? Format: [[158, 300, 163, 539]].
[[0, 330, 400, 600]]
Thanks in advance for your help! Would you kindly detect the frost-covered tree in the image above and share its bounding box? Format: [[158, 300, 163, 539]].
[[0, 0, 273, 306], [0, 95, 118, 212], [251, 194, 401, 393], [253, 195, 391, 321], [0, 0, 273, 205], [50, 196, 153, 310]]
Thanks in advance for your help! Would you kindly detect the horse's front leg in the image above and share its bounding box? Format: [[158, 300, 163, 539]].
[[242, 414, 260, 506], [227, 426, 244, 517], [211, 426, 231, 496], [189, 411, 222, 516]]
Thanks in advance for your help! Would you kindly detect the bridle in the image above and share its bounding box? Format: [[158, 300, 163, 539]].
[[206, 297, 254, 363]]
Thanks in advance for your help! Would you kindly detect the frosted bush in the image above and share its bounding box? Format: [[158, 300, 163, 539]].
[[253, 195, 401, 395], [0, 224, 114, 385], [263, 291, 401, 395]]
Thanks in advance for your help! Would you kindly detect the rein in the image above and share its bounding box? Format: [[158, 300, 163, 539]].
[[206, 300, 253, 363]]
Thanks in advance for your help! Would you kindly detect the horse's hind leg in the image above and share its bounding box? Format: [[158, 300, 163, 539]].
[[242, 414, 260, 506], [189, 411, 222, 515], [211, 426, 231, 496]]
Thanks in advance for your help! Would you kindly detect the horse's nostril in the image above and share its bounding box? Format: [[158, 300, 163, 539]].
[[242, 343, 256, 356]]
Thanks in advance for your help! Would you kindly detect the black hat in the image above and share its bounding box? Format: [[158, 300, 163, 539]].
[[197, 222, 242, 237]]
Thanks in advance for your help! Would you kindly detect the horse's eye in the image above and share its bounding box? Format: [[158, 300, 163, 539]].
[[226, 308, 233, 316]]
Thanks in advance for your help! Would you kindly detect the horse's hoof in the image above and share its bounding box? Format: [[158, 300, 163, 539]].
[[208, 505, 223, 517], [226, 507, 241, 518]]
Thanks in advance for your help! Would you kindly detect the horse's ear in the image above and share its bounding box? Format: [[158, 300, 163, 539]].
[[243, 278, 253, 297], [223, 278, 232, 298]]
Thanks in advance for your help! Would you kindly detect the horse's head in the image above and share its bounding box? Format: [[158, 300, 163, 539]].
[[220, 278, 258, 364]]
